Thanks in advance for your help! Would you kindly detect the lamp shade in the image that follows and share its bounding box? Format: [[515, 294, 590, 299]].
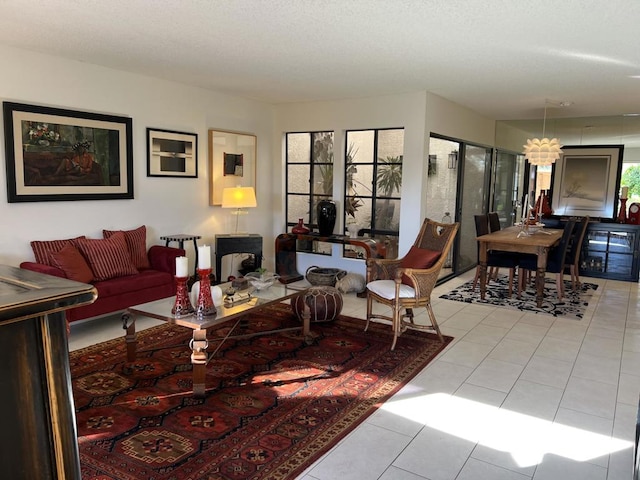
[[221, 186, 257, 209], [522, 137, 563, 166]]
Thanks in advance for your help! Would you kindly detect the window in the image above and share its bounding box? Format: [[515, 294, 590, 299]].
[[285, 131, 334, 229], [344, 128, 404, 258]]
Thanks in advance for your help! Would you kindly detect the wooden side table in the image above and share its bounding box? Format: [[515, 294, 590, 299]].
[[215, 234, 263, 283], [160, 234, 202, 277]]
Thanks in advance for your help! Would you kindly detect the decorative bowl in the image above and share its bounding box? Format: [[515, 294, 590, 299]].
[[245, 272, 279, 290]]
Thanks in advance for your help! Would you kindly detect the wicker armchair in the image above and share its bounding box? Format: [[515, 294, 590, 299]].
[[365, 218, 459, 350]]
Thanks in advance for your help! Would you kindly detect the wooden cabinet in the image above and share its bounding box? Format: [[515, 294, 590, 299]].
[[580, 222, 640, 282], [0, 266, 96, 479]]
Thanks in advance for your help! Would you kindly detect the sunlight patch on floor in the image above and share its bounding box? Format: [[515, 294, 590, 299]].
[[382, 392, 632, 467]]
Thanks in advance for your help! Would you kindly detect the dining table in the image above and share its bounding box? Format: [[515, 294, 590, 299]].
[[477, 225, 564, 307]]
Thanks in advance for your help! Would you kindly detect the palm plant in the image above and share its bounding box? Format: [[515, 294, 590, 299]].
[[375, 155, 403, 230]]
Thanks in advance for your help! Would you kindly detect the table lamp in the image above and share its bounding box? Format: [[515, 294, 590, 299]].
[[221, 186, 257, 233]]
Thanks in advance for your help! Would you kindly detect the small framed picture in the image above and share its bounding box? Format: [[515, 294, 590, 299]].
[[147, 128, 198, 178]]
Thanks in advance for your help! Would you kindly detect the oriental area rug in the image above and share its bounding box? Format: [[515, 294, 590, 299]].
[[439, 275, 598, 320], [71, 303, 452, 480]]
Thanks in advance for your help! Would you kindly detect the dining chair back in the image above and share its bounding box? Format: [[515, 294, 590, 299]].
[[472, 213, 518, 296], [488, 212, 501, 232], [518, 219, 576, 300], [564, 216, 590, 291]]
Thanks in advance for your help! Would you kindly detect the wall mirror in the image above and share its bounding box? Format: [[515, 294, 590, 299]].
[[208, 129, 256, 206]]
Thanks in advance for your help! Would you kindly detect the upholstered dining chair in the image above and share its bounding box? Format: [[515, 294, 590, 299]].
[[564, 216, 590, 291], [488, 211, 502, 233], [518, 219, 576, 301], [472, 213, 519, 296], [364, 218, 459, 350]]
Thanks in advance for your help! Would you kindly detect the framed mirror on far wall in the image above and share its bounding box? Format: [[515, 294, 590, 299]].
[[208, 129, 256, 206]]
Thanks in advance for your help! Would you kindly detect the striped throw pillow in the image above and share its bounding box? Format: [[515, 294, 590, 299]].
[[103, 225, 150, 270], [31, 236, 87, 266], [75, 232, 138, 281]]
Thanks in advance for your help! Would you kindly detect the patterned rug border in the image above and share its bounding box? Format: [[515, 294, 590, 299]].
[[439, 275, 598, 320], [71, 303, 453, 479]]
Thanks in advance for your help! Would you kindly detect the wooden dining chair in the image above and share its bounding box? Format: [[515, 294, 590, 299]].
[[518, 219, 576, 300], [488, 211, 501, 233], [564, 216, 590, 291], [472, 214, 519, 296]]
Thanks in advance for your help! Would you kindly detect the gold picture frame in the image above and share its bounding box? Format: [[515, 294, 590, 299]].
[[208, 129, 256, 205]]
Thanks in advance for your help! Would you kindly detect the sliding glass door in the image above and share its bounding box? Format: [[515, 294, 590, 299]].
[[457, 144, 492, 272], [427, 135, 492, 277], [492, 150, 526, 227]]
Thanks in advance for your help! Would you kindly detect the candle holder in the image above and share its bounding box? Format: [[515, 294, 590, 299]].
[[172, 276, 195, 317], [617, 197, 628, 223], [195, 268, 217, 317]]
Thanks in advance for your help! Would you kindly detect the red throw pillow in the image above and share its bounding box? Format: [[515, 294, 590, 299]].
[[399, 246, 441, 287], [49, 244, 94, 283], [103, 225, 150, 270], [31, 236, 86, 266], [75, 232, 138, 281]]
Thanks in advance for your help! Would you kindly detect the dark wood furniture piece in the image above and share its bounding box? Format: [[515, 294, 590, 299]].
[[161, 234, 202, 277], [214, 234, 263, 283], [0, 265, 96, 479], [275, 233, 387, 284], [579, 222, 640, 282]]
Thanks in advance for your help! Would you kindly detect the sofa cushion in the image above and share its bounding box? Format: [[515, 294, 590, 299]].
[[30, 236, 86, 266], [103, 225, 150, 270], [399, 246, 441, 287], [49, 244, 94, 283], [75, 232, 138, 281]]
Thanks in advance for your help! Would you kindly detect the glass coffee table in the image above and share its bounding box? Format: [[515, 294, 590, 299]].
[[121, 283, 310, 397]]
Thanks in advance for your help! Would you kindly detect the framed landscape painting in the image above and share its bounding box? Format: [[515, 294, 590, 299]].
[[3, 102, 133, 202], [550, 145, 624, 219]]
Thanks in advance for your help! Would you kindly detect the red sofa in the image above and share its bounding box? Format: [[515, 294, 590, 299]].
[[20, 233, 184, 323]]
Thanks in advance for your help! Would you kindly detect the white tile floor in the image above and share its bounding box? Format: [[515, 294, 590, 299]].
[[68, 270, 640, 480]]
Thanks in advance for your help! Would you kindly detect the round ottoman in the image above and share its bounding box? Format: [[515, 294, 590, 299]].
[[292, 286, 343, 323]]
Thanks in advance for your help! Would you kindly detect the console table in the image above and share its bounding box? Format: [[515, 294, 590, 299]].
[[275, 233, 387, 283], [0, 265, 96, 479], [215, 234, 263, 283]]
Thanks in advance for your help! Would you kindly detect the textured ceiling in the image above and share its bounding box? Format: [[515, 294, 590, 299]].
[[0, 0, 639, 123]]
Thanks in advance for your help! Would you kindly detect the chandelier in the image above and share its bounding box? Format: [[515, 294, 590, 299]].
[[523, 103, 563, 166]]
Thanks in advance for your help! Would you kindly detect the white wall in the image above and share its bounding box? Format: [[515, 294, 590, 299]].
[[274, 92, 496, 277], [0, 45, 276, 273], [0, 45, 498, 280], [274, 92, 428, 277]]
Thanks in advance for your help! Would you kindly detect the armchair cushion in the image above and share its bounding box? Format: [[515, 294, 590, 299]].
[[103, 225, 150, 270], [49, 244, 94, 283], [399, 246, 441, 286], [30, 235, 86, 266], [367, 279, 416, 299], [75, 232, 138, 281]]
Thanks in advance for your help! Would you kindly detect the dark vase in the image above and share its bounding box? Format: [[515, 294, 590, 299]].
[[292, 218, 310, 234], [317, 200, 337, 236]]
